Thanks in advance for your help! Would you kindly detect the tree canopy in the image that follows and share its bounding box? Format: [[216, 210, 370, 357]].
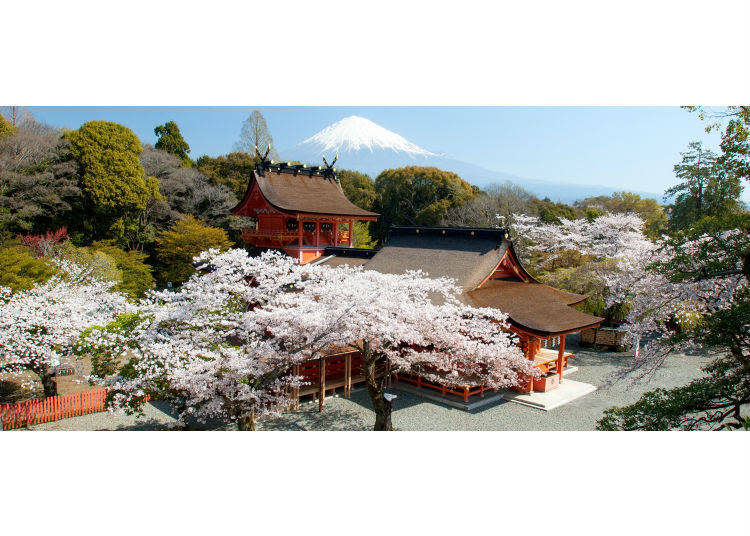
[[373, 166, 476, 239], [337, 169, 377, 211], [665, 141, 743, 229], [0, 113, 15, 139], [67, 121, 162, 243], [195, 151, 258, 198], [154, 120, 191, 164], [156, 215, 232, 284], [576, 191, 667, 237]]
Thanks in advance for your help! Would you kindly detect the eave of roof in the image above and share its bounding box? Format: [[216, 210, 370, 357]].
[[467, 279, 604, 336]]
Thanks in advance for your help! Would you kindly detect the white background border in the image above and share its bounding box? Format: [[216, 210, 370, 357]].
[[2, 1, 749, 534]]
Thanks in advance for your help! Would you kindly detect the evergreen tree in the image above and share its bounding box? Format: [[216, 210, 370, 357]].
[[154, 120, 191, 164], [195, 151, 259, 198], [337, 169, 377, 211], [666, 141, 743, 229], [0, 113, 15, 139], [90, 241, 154, 299], [373, 166, 476, 241], [156, 215, 232, 285], [67, 121, 161, 245]]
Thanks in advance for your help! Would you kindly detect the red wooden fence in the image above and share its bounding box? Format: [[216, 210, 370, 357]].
[[0, 388, 107, 430]]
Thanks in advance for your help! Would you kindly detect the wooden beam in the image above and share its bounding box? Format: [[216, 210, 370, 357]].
[[319, 357, 326, 412]]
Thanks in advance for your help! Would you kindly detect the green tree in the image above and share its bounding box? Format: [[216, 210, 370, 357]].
[[154, 121, 191, 165], [351, 221, 375, 248], [90, 241, 154, 298], [0, 242, 56, 291], [233, 110, 280, 161], [576, 192, 667, 237], [337, 169, 377, 211], [665, 141, 742, 229], [533, 198, 579, 224], [373, 166, 476, 240], [67, 121, 162, 245], [196, 152, 259, 198], [0, 113, 15, 139], [156, 215, 232, 285]]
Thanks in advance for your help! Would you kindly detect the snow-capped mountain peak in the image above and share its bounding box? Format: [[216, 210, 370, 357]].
[[298, 116, 436, 156]]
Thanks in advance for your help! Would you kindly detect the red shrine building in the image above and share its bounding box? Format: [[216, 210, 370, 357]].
[[234, 158, 603, 408], [231, 159, 378, 264]]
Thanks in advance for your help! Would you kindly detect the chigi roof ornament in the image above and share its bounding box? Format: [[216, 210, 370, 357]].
[[254, 144, 273, 174], [321, 153, 338, 180]]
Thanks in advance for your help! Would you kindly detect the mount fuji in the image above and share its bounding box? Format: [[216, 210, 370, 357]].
[[281, 116, 660, 203]]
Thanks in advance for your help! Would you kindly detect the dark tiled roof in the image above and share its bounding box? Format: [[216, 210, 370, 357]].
[[239, 165, 378, 218], [364, 227, 508, 291], [363, 226, 603, 336], [468, 279, 604, 336]]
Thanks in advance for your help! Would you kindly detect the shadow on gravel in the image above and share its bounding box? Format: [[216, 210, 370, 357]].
[[261, 405, 369, 431], [111, 418, 173, 431]]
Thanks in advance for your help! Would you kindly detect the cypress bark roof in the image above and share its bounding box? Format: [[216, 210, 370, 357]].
[[364, 227, 509, 291], [467, 280, 603, 336], [233, 165, 379, 218]]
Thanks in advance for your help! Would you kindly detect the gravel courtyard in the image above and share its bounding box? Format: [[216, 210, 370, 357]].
[[25, 336, 713, 431]]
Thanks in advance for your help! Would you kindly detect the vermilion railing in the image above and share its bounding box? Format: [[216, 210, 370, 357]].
[[1, 389, 107, 430]]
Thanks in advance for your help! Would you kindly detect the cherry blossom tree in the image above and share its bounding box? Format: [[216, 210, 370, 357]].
[[512, 212, 658, 270], [79, 249, 316, 430], [255, 263, 534, 430], [511, 212, 659, 320], [0, 260, 128, 397], [81, 249, 533, 431], [598, 216, 750, 430]]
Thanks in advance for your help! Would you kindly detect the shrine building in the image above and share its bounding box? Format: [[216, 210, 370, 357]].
[[233, 157, 603, 409], [231, 157, 378, 264]]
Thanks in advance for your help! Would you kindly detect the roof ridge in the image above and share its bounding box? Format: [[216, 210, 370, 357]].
[[388, 226, 510, 242]]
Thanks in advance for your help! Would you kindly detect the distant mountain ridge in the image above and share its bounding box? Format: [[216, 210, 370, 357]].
[[282, 115, 662, 204]]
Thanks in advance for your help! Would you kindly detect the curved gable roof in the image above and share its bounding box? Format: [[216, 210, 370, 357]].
[[234, 166, 378, 218]]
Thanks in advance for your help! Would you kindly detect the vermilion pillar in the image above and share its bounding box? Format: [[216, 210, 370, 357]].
[[348, 220, 353, 247], [557, 334, 566, 382]]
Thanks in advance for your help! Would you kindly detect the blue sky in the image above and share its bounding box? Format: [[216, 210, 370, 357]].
[[27, 106, 737, 200]]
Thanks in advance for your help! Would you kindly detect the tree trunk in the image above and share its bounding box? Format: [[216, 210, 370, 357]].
[[237, 411, 256, 431], [362, 348, 394, 431], [370, 389, 394, 431], [34, 365, 57, 398]]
